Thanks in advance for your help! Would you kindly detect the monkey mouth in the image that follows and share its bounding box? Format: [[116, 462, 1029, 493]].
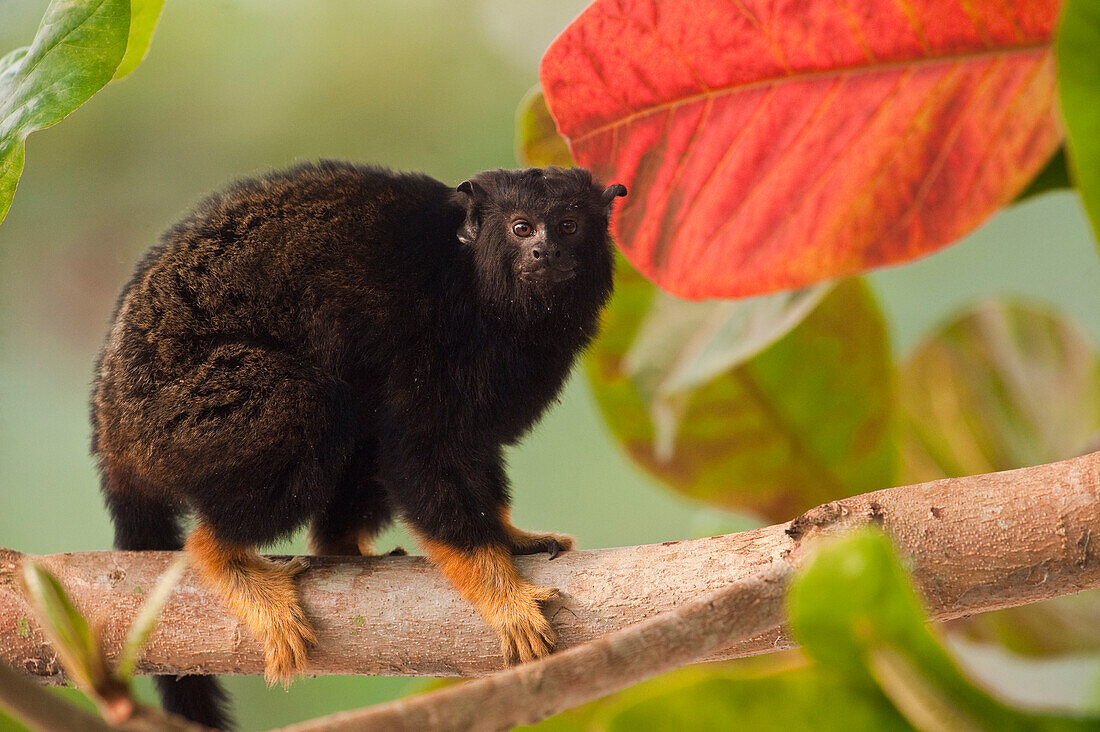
[[520, 266, 577, 284], [547, 266, 577, 283]]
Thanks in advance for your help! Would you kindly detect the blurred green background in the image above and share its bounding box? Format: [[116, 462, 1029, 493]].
[[2, 1, 1100, 728]]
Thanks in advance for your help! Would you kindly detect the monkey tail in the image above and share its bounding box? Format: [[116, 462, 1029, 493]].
[[153, 675, 233, 730], [103, 473, 235, 731]]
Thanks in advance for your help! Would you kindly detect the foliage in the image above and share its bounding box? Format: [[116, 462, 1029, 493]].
[[112, 0, 162, 80], [0, 0, 163, 225], [516, 0, 1100, 725], [788, 530, 1093, 731], [520, 90, 896, 521], [899, 301, 1100, 484], [1018, 149, 1072, 202], [21, 561, 113, 696], [115, 556, 186, 680], [516, 85, 573, 169], [1058, 0, 1100, 243], [534, 661, 910, 732], [585, 269, 895, 521]]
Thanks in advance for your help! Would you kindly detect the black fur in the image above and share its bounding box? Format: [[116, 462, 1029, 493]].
[[154, 676, 234, 730], [91, 162, 622, 728]]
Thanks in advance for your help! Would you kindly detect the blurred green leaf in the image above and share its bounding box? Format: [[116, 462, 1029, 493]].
[[899, 300, 1100, 485], [585, 264, 895, 521], [528, 658, 909, 732], [603, 668, 910, 732], [0, 709, 24, 732], [113, 0, 164, 80], [1016, 150, 1071, 203], [789, 531, 932, 677], [516, 86, 573, 168], [0, 0, 131, 225], [789, 530, 1094, 731], [954, 591, 1100, 658], [115, 555, 186, 680], [1057, 0, 1100, 244], [623, 283, 831, 460], [21, 560, 108, 692]]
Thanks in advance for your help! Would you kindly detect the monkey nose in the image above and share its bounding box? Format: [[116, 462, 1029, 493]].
[[525, 241, 576, 281], [531, 246, 563, 260]]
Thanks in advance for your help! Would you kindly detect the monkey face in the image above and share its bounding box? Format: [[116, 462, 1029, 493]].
[[509, 211, 583, 283], [454, 167, 626, 305]]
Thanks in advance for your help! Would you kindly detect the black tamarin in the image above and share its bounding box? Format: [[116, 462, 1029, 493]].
[[90, 161, 627, 729]]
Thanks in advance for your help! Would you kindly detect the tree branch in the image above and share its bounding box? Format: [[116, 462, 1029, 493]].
[[3, 453, 1098, 684], [278, 561, 795, 732]]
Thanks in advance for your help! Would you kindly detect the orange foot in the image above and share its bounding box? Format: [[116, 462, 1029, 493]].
[[187, 524, 317, 687], [420, 539, 561, 665]]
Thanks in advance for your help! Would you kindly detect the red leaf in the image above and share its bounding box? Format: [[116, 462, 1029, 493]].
[[541, 0, 1063, 299]]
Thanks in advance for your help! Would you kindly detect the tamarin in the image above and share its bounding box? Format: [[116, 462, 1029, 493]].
[[90, 161, 627, 729]]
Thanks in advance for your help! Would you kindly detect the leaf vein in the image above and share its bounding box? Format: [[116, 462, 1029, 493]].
[[570, 42, 1048, 144]]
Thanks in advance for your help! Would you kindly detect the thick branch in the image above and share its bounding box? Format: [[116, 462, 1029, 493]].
[[3, 453, 1099, 682], [280, 562, 794, 732]]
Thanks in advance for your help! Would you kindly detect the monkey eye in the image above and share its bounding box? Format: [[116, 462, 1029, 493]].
[[512, 221, 534, 238], [560, 219, 578, 235]]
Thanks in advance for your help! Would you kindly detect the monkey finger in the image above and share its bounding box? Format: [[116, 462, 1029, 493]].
[[529, 585, 559, 604], [500, 634, 520, 665], [511, 534, 575, 558], [282, 556, 311, 577]]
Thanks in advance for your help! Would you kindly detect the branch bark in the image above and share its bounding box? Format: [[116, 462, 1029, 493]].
[[279, 561, 795, 732], [2, 453, 1098, 684]]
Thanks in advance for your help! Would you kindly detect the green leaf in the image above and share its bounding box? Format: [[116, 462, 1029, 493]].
[[527, 659, 910, 732], [0, 0, 131, 225], [1057, 0, 1100, 243], [115, 555, 186, 680], [21, 560, 108, 692], [788, 530, 1094, 731], [113, 0, 164, 80], [899, 300, 1100, 485], [603, 667, 910, 732], [1016, 149, 1071, 203], [622, 283, 831, 460], [515, 86, 573, 168], [585, 265, 896, 521]]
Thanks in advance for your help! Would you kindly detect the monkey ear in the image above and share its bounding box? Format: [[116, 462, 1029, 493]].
[[601, 184, 628, 213], [456, 180, 485, 245], [457, 179, 487, 199], [457, 211, 479, 246]]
